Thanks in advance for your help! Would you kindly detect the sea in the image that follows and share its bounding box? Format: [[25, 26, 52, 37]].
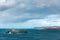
[[0, 29, 60, 40]]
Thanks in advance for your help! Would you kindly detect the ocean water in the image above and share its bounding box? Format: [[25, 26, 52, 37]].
[[0, 29, 60, 40]]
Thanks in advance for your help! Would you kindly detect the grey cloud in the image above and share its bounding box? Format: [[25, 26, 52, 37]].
[[0, 0, 60, 23]]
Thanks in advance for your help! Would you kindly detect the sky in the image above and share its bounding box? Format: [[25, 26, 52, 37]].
[[0, 0, 60, 28]]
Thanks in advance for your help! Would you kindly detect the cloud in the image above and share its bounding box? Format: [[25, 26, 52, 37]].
[[22, 14, 60, 28], [0, 0, 18, 11], [0, 14, 60, 28], [0, 0, 60, 11], [0, 0, 60, 28], [0, 7, 56, 23], [0, 0, 16, 6]]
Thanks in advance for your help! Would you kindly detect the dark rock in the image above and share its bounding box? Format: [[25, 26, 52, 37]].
[[6, 29, 28, 34]]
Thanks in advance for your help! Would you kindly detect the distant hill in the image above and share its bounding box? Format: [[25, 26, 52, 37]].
[[34, 26, 60, 30]]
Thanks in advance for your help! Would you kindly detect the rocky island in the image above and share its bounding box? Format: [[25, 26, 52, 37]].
[[43, 27, 60, 30], [34, 26, 60, 30], [6, 29, 28, 34]]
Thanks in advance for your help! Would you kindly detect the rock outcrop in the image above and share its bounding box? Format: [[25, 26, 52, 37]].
[[6, 29, 28, 34]]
